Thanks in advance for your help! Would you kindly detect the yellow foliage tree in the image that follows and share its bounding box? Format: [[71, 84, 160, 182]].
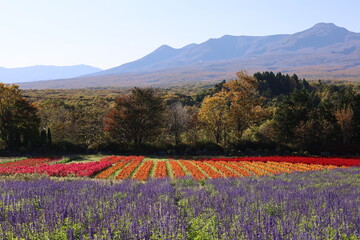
[[198, 71, 270, 145], [198, 94, 229, 145], [222, 71, 270, 141], [335, 106, 353, 144]]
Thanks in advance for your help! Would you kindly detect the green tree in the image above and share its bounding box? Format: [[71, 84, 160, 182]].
[[38, 99, 74, 143], [272, 90, 334, 150], [0, 83, 40, 150], [47, 128, 52, 146]]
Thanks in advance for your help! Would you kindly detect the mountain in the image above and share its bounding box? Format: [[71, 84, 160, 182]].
[[19, 23, 360, 89], [0, 65, 102, 83]]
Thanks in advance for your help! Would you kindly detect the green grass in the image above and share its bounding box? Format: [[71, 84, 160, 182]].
[[166, 161, 174, 179], [51, 155, 108, 164]]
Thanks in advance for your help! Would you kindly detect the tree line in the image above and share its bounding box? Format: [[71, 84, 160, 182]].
[[1, 71, 359, 156]]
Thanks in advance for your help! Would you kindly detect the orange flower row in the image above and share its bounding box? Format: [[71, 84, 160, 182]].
[[207, 161, 241, 177], [95, 161, 128, 179], [95, 156, 136, 179], [133, 161, 154, 181], [154, 161, 167, 178], [268, 162, 307, 172], [180, 161, 207, 180], [116, 159, 142, 179], [233, 162, 268, 176], [220, 162, 252, 177], [193, 161, 222, 178], [273, 162, 307, 172], [248, 162, 279, 175], [251, 162, 292, 174], [304, 163, 337, 171], [169, 161, 186, 178]]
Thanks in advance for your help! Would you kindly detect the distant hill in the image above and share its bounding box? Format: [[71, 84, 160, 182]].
[[0, 65, 102, 83], [19, 23, 360, 89]]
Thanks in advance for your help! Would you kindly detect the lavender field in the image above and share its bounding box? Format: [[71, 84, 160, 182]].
[[0, 168, 359, 239]]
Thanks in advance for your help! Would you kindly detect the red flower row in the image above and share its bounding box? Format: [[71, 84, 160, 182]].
[[199, 156, 360, 167], [0, 157, 59, 168], [0, 161, 112, 177]]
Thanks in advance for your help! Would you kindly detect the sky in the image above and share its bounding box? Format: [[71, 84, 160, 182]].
[[0, 0, 359, 70]]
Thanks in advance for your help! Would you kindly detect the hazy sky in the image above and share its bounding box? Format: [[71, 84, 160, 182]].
[[1, 0, 359, 70]]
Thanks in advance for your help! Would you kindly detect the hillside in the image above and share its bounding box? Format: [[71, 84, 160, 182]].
[[18, 23, 360, 89], [0, 65, 102, 83]]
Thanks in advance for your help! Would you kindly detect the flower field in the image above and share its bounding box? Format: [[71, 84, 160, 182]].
[[0, 168, 359, 239], [0, 155, 358, 180]]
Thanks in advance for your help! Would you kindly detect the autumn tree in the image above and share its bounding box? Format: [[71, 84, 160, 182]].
[[222, 71, 269, 141], [198, 72, 269, 145], [0, 83, 40, 150], [198, 95, 229, 145], [104, 87, 165, 145], [167, 102, 189, 145], [335, 106, 353, 144]]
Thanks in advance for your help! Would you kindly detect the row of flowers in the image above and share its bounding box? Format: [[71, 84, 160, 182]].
[[133, 161, 154, 181], [96, 156, 142, 179], [233, 162, 269, 176], [0, 157, 59, 168], [206, 161, 241, 177], [154, 161, 167, 178], [218, 161, 252, 177], [199, 156, 360, 167], [116, 157, 144, 179], [169, 161, 186, 178], [192, 161, 222, 178], [179, 161, 207, 180], [0, 161, 112, 177], [96, 160, 130, 179]]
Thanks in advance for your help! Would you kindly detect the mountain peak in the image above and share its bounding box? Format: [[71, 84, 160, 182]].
[[308, 22, 348, 33], [304, 23, 350, 35], [313, 22, 338, 28], [156, 44, 174, 50]]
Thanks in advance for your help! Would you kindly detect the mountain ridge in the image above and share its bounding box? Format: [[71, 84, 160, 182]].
[[18, 23, 360, 89]]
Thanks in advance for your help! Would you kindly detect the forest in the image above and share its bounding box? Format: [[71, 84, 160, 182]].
[[1, 71, 359, 156]]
